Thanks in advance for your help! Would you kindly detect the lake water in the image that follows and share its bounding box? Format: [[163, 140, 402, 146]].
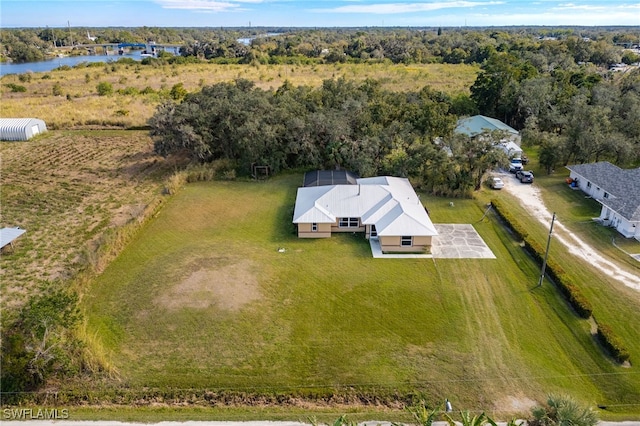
[[0, 51, 148, 76]]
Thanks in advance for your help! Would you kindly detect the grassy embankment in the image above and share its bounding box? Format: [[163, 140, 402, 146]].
[[0, 61, 478, 129]]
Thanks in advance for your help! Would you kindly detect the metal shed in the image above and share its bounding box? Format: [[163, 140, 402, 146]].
[[0, 118, 47, 141]]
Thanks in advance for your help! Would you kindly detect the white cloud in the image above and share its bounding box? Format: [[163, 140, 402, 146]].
[[154, 0, 264, 11], [312, 1, 505, 14]]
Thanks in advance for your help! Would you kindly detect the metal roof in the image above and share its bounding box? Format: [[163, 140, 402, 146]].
[[0, 227, 26, 248], [455, 115, 519, 137], [0, 117, 47, 141], [293, 176, 437, 237]]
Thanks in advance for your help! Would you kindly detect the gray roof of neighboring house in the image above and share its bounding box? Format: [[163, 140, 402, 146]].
[[292, 176, 437, 237], [455, 115, 519, 137], [566, 162, 640, 221]]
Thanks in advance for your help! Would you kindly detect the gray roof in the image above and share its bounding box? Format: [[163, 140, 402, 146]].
[[293, 176, 437, 237], [455, 115, 519, 137], [566, 162, 640, 221]]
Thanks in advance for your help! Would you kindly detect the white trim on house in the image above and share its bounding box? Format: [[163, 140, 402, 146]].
[[567, 162, 640, 239]]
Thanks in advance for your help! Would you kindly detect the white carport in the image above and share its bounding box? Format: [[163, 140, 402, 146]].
[[0, 118, 47, 141]]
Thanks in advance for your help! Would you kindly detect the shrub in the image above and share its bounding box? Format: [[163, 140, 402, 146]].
[[491, 199, 592, 319], [594, 318, 631, 363], [170, 82, 187, 100], [5, 83, 27, 92], [96, 81, 113, 96], [118, 86, 140, 96], [52, 82, 63, 96], [18, 73, 32, 82], [530, 394, 598, 426]]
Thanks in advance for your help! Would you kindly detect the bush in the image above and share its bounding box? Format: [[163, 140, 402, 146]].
[[594, 318, 631, 363], [52, 82, 63, 96], [5, 83, 27, 92], [96, 81, 113, 96], [491, 199, 592, 319], [530, 394, 598, 426]]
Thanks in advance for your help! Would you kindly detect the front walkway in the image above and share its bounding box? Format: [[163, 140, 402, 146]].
[[369, 224, 495, 259]]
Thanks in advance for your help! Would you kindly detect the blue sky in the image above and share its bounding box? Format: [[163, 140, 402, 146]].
[[1, 0, 639, 28]]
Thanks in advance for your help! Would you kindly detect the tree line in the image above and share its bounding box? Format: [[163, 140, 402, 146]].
[[2, 27, 639, 66], [149, 77, 507, 197], [149, 45, 640, 195]]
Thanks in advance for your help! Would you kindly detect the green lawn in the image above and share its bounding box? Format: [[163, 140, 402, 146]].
[[83, 173, 640, 418]]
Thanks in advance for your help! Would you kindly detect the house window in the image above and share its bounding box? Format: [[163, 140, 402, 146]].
[[401, 236, 413, 246], [339, 217, 359, 228], [311, 223, 318, 232], [604, 192, 609, 199], [587, 182, 591, 188], [370, 225, 377, 237]]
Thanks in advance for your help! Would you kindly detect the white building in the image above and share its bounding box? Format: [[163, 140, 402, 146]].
[[0, 118, 47, 141], [567, 162, 640, 239]]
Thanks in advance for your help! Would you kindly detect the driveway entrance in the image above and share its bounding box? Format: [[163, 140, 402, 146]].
[[431, 224, 496, 259]]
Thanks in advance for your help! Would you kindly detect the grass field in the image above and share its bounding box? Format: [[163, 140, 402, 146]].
[[3, 64, 640, 420], [0, 62, 478, 129], [82, 173, 640, 418]]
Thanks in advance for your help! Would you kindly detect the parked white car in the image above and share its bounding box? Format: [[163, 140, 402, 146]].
[[509, 158, 523, 173], [488, 176, 504, 189]]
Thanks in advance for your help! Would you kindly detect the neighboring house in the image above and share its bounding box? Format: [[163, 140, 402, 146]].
[[292, 173, 438, 253], [0, 118, 47, 141], [566, 162, 640, 239], [455, 115, 522, 151]]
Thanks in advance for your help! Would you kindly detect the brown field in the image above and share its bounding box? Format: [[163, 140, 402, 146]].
[[0, 62, 478, 129], [0, 130, 175, 311]]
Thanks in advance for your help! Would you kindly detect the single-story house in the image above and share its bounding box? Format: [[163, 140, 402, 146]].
[[566, 162, 640, 239], [455, 115, 521, 146], [0, 118, 47, 141], [292, 173, 438, 253]]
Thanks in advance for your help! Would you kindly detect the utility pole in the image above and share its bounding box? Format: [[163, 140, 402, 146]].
[[538, 212, 556, 287]]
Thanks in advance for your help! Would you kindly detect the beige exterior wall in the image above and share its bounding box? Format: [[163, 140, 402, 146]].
[[297, 222, 332, 238], [331, 219, 365, 233], [380, 235, 432, 253]]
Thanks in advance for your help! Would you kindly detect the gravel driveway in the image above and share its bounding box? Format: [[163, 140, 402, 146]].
[[496, 170, 640, 290]]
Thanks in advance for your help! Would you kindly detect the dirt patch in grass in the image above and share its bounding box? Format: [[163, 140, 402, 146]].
[[495, 394, 538, 413], [156, 258, 261, 311]]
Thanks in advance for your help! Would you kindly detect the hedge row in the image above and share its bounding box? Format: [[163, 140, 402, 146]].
[[490, 199, 633, 363], [491, 199, 592, 318], [593, 317, 631, 364]]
